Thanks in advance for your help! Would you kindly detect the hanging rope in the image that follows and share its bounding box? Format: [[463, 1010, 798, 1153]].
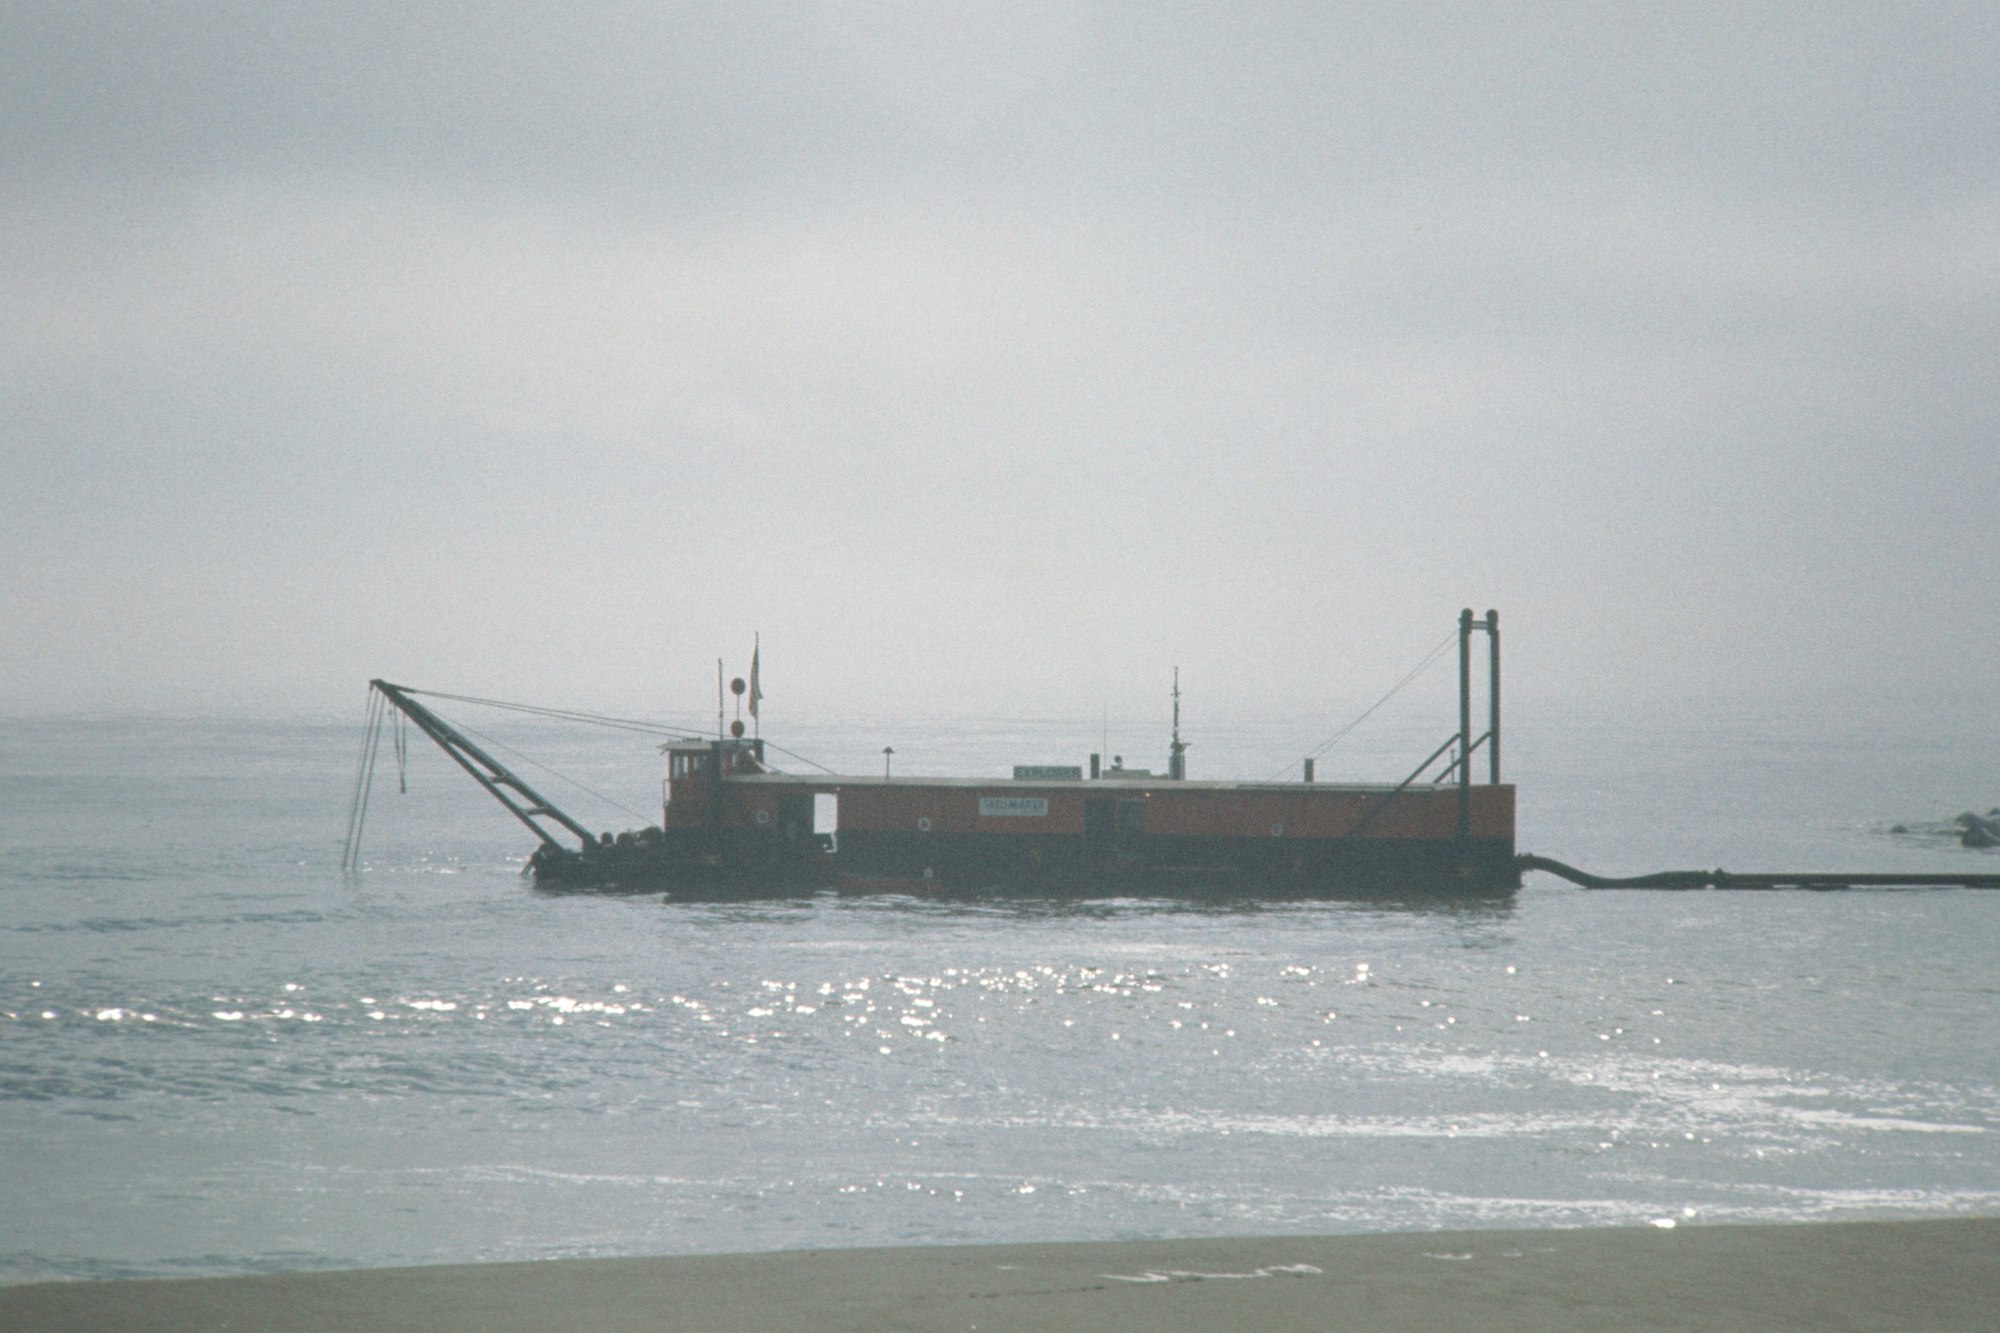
[[342, 686, 387, 870]]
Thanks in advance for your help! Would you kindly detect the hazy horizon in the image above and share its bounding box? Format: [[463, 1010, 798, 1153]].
[[5, 6, 1995, 726]]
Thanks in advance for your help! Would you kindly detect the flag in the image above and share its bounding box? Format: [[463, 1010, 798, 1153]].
[[748, 636, 763, 719]]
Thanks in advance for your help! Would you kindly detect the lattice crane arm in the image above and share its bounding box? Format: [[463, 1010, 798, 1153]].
[[369, 680, 596, 850]]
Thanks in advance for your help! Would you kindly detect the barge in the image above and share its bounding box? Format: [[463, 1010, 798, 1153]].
[[359, 610, 1514, 899]]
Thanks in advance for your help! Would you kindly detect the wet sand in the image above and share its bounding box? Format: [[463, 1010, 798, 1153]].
[[3, 1217, 1994, 1332]]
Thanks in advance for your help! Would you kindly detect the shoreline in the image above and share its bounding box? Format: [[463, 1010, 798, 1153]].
[[3, 1216, 1996, 1332]]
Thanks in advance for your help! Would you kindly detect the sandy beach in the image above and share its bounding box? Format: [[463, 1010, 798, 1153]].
[[3, 1216, 1994, 1332]]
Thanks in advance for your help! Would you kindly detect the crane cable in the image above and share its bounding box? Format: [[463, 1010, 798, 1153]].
[[447, 715, 654, 824], [341, 686, 387, 871], [396, 688, 710, 739], [402, 686, 842, 776], [1265, 627, 1459, 781]]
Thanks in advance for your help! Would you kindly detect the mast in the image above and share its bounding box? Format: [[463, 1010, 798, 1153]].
[[1168, 667, 1187, 780]]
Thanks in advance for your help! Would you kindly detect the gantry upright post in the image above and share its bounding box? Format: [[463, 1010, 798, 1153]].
[[1458, 609, 1473, 838], [1487, 609, 1501, 784]]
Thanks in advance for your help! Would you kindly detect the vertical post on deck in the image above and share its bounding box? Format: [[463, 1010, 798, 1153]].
[[1458, 608, 1473, 838], [1486, 609, 1501, 784]]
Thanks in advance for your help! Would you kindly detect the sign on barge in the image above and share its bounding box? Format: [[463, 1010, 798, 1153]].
[[363, 610, 1514, 900]]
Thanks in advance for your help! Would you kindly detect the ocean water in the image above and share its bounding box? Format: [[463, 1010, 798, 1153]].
[[1, 700, 1996, 1283]]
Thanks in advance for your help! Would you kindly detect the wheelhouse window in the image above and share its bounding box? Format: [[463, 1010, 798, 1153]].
[[669, 751, 713, 779]]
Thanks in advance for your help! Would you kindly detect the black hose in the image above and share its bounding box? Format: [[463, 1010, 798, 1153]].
[[1518, 853, 2000, 891]]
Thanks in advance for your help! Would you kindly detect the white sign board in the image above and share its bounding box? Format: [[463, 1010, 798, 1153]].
[[978, 796, 1049, 818]]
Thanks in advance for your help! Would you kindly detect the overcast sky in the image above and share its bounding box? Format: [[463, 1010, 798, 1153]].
[[4, 4, 1995, 738]]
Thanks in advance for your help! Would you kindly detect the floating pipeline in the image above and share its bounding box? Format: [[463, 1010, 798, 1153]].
[[1518, 853, 2000, 891]]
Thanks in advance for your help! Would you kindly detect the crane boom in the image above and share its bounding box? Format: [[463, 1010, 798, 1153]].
[[369, 680, 595, 850]]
